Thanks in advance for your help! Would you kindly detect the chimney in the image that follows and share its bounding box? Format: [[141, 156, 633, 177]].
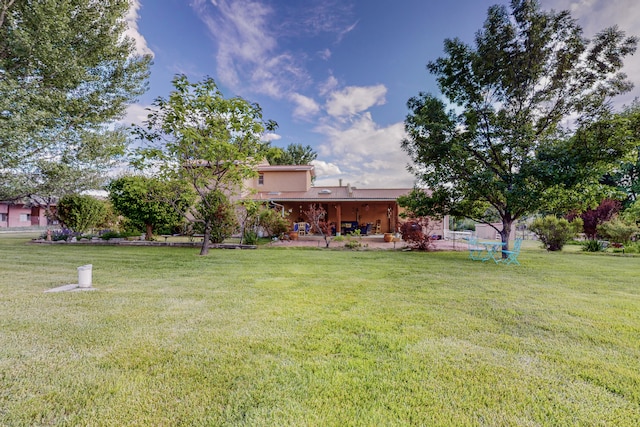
[[339, 179, 343, 187]]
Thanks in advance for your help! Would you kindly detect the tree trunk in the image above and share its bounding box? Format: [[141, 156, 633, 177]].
[[500, 218, 514, 258], [200, 221, 211, 256], [145, 223, 153, 241]]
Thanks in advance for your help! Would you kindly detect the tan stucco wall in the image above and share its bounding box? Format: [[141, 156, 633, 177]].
[[249, 170, 311, 192]]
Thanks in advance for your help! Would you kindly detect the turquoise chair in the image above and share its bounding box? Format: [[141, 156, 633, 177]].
[[501, 238, 522, 265], [467, 237, 487, 261]]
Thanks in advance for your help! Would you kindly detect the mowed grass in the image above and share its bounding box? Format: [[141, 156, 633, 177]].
[[1, 235, 639, 426]]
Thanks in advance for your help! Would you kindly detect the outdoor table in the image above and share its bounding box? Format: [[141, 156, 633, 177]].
[[478, 241, 506, 263]]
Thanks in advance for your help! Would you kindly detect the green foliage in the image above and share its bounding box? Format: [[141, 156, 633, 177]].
[[0, 0, 151, 201], [258, 207, 289, 237], [55, 195, 107, 234], [193, 190, 237, 244], [622, 199, 640, 224], [99, 230, 141, 240], [582, 239, 605, 252], [344, 229, 363, 249], [401, 0, 637, 249], [597, 217, 639, 244], [107, 176, 195, 240], [344, 239, 362, 249], [600, 102, 640, 205], [133, 75, 274, 255], [265, 143, 317, 165], [242, 230, 258, 245], [452, 217, 476, 231], [622, 241, 640, 253], [530, 216, 582, 251]]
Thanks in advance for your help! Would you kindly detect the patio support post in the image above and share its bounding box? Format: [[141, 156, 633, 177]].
[[335, 204, 342, 236]]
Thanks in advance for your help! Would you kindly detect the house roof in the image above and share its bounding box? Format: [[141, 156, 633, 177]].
[[252, 186, 412, 202], [257, 164, 315, 176]]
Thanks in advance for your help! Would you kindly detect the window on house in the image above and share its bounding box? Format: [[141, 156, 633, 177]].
[[258, 173, 264, 185], [19, 213, 31, 222], [0, 213, 7, 222]]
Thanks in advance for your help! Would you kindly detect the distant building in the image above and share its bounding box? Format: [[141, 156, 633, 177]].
[[0, 201, 53, 228]]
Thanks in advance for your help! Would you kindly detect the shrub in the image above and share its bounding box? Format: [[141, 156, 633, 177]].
[[344, 240, 362, 249], [572, 199, 621, 239], [345, 230, 362, 249], [259, 208, 289, 237], [623, 241, 640, 254], [41, 229, 79, 241], [582, 239, 605, 252], [597, 216, 639, 244], [193, 190, 238, 244], [530, 215, 582, 251], [400, 218, 434, 251], [99, 230, 141, 240], [55, 195, 107, 234], [243, 230, 258, 245]]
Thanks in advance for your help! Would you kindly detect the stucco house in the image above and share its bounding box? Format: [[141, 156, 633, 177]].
[[243, 163, 448, 237], [0, 201, 52, 228]]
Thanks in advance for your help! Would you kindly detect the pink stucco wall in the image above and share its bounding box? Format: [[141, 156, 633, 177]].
[[0, 203, 49, 228]]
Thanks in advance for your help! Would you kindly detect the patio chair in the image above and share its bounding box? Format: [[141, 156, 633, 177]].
[[467, 237, 487, 261], [500, 238, 522, 265], [295, 222, 308, 236]]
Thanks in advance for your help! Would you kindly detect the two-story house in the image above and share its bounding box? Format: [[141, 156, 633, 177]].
[[243, 162, 447, 236]]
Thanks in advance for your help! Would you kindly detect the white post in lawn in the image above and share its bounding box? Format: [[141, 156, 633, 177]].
[[77, 265, 93, 288]]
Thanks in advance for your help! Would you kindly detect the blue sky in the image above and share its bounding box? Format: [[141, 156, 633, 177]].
[[124, 0, 640, 188]]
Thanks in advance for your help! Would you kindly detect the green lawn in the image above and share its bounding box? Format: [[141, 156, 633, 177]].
[[1, 234, 639, 426]]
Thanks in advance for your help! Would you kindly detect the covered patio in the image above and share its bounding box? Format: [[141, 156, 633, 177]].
[[253, 185, 427, 236]]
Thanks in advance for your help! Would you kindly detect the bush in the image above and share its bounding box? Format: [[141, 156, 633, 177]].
[[530, 215, 582, 251], [400, 218, 434, 251], [596, 216, 639, 244], [259, 208, 289, 237], [582, 239, 605, 252], [243, 230, 258, 245], [571, 199, 621, 239], [55, 195, 107, 234], [193, 190, 237, 244], [623, 241, 640, 254], [41, 229, 79, 241], [98, 230, 142, 240]]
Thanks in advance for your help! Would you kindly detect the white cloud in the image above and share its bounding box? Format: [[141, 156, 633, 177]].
[[119, 103, 151, 127], [325, 85, 387, 118], [337, 20, 359, 43], [125, 0, 154, 57], [319, 75, 339, 96], [541, 0, 640, 107], [314, 113, 415, 188], [311, 160, 342, 177], [263, 133, 281, 142], [191, 0, 343, 100], [289, 93, 321, 119], [318, 48, 332, 60], [192, 0, 283, 95]]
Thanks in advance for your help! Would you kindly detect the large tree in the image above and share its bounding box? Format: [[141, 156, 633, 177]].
[[600, 102, 640, 205], [401, 0, 637, 253], [0, 0, 151, 203], [266, 143, 317, 165], [134, 74, 275, 255], [107, 175, 195, 240]]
